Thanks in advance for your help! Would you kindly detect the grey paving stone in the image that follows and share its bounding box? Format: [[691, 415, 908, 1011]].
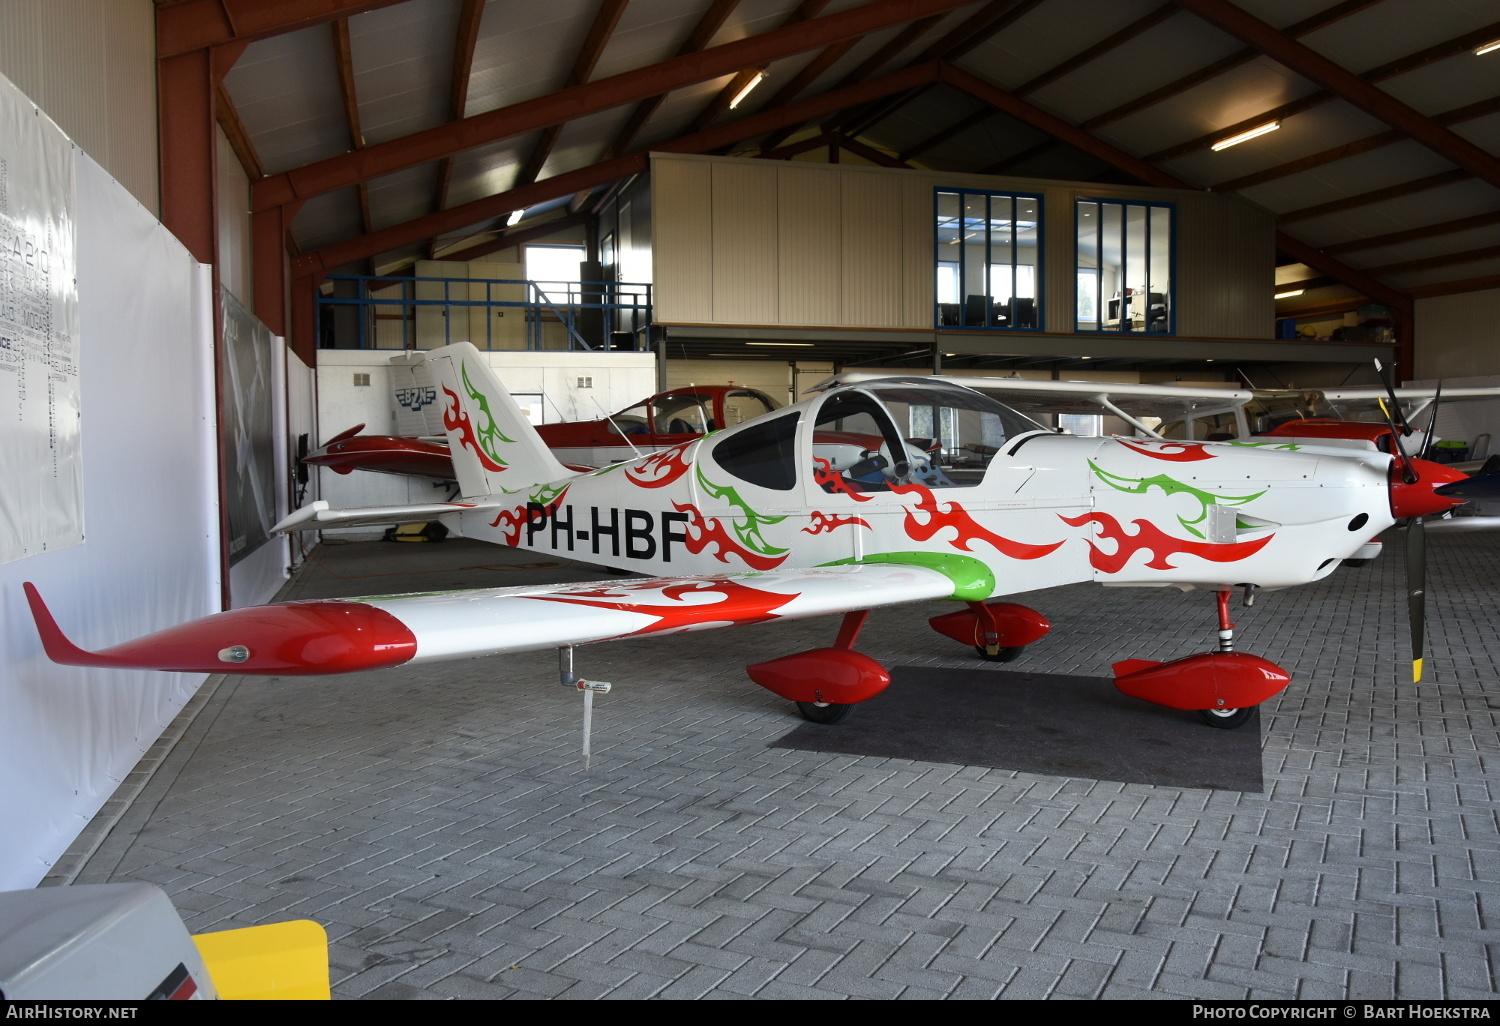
[[60, 535, 1500, 1000]]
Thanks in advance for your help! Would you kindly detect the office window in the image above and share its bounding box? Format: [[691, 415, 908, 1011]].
[[935, 189, 1042, 331], [1076, 199, 1173, 334]]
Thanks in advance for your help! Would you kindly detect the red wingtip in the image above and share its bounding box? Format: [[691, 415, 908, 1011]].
[[23, 582, 110, 667], [324, 423, 366, 445]]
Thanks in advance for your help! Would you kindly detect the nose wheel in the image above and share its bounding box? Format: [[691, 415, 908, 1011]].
[[973, 645, 1024, 663], [1198, 706, 1254, 729], [797, 701, 853, 724]]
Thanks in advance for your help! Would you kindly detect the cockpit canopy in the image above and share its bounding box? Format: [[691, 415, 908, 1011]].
[[710, 381, 1045, 493]]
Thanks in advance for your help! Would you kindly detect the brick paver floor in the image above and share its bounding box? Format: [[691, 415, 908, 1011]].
[[70, 530, 1500, 999]]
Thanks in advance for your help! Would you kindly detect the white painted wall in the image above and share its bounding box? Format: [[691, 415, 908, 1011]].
[[1, 156, 218, 888]]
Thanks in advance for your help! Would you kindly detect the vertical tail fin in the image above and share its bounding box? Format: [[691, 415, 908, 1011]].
[[425, 342, 570, 497]]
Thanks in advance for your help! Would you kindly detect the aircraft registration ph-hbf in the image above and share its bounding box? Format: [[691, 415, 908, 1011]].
[[24, 343, 1465, 733]]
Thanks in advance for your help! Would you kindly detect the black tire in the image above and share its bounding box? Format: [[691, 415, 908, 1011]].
[[1342, 558, 1371, 568], [973, 645, 1025, 663], [796, 701, 852, 724], [1198, 706, 1255, 729]]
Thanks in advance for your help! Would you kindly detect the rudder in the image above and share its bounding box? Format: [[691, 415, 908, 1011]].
[[425, 342, 570, 497]]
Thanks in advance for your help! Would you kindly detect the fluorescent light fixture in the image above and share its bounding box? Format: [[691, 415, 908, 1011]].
[[1475, 38, 1500, 56], [745, 341, 813, 346], [1274, 289, 1305, 299], [1080, 355, 1091, 360], [728, 70, 767, 110], [1211, 121, 1281, 151], [506, 209, 525, 227]]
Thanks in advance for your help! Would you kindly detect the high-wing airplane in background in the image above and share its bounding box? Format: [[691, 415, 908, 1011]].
[[25, 344, 1472, 737]]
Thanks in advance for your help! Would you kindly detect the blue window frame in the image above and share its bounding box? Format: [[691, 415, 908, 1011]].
[[935, 189, 1043, 331], [1076, 198, 1175, 335]]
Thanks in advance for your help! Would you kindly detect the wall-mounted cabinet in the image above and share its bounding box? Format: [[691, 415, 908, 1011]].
[[649, 153, 1273, 341]]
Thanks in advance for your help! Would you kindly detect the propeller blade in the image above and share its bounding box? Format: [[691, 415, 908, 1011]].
[[1408, 517, 1426, 683], [1434, 471, 1500, 501], [1418, 381, 1442, 462], [1374, 358, 1414, 436]]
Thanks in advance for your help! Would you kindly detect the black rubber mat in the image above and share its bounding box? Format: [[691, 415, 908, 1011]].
[[769, 666, 1263, 792]]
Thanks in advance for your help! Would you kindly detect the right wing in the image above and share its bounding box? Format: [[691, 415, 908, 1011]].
[[24, 563, 958, 675]]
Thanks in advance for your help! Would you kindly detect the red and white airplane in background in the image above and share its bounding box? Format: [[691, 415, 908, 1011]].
[[304, 381, 782, 478], [25, 343, 1472, 732]]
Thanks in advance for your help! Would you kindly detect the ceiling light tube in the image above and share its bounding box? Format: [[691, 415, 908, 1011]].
[[745, 341, 813, 346], [1475, 39, 1500, 56], [1211, 121, 1281, 151], [728, 70, 767, 110], [506, 209, 525, 227], [1274, 289, 1305, 299]]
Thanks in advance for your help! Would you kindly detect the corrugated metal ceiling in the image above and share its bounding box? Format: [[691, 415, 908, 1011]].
[[216, 0, 1500, 306]]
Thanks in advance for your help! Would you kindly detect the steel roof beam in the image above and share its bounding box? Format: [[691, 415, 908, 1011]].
[[1147, 20, 1500, 165], [939, 64, 1411, 314], [157, 0, 409, 58], [291, 60, 942, 276], [251, 0, 973, 211], [1212, 93, 1500, 194], [513, 0, 630, 191], [1409, 273, 1500, 299], [431, 0, 488, 224], [1278, 169, 1472, 225], [603, 0, 744, 159], [986, 0, 1386, 174], [1322, 209, 1500, 257], [1173, 0, 1500, 189], [687, 0, 832, 136], [330, 18, 373, 237], [901, 2, 1176, 163]]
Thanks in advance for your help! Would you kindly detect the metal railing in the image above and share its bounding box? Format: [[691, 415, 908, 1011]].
[[317, 274, 652, 351]]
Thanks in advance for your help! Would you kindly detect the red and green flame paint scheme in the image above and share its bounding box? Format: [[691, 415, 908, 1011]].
[[33, 343, 1458, 732]]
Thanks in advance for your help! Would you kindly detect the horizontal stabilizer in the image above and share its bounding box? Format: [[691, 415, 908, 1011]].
[[271, 499, 497, 534]]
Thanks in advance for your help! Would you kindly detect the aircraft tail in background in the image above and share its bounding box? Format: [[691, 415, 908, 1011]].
[[424, 342, 571, 498]]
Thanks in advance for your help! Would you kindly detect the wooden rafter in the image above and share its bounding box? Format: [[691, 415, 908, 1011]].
[[1408, 273, 1500, 299], [252, 0, 976, 210], [431, 0, 487, 225], [986, 0, 1385, 175], [1173, 0, 1500, 189], [1322, 210, 1500, 257], [602, 0, 742, 159], [513, 0, 630, 190]]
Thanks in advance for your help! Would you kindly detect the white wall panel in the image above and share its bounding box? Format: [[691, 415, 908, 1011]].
[[840, 171, 903, 328], [651, 159, 713, 323], [777, 166, 841, 327], [0, 0, 158, 214], [0, 156, 216, 888], [712, 162, 779, 324], [1415, 289, 1500, 380]]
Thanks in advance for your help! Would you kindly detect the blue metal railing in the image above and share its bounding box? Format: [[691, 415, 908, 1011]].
[[317, 274, 652, 351]]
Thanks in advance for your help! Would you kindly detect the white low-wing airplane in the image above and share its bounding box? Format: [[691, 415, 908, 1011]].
[[25, 343, 1465, 730]]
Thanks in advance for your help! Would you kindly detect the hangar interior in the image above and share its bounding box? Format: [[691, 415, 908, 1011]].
[[2, 0, 1500, 1001]]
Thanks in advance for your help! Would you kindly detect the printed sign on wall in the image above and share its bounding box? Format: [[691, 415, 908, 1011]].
[[0, 73, 81, 565], [221, 290, 277, 565]]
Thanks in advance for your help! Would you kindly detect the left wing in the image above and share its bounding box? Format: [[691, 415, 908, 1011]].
[[270, 499, 500, 533], [24, 564, 957, 675]]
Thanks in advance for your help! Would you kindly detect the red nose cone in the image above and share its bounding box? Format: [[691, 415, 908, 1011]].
[[1391, 458, 1469, 518]]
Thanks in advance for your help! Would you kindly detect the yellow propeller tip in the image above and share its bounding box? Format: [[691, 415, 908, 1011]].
[[1413, 658, 1423, 683]]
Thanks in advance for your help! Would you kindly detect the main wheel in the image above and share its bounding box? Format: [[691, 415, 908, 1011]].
[[1342, 558, 1372, 568], [1198, 706, 1255, 729], [796, 701, 852, 724], [974, 645, 1024, 663]]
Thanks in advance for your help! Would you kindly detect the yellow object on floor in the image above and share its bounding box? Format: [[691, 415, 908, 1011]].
[[192, 920, 330, 1000]]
